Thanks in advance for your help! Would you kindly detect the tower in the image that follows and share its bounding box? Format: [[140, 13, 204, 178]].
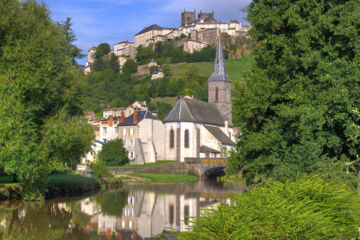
[[181, 9, 196, 26], [208, 37, 232, 125]]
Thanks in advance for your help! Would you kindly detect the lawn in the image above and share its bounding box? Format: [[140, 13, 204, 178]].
[[119, 160, 175, 168], [130, 173, 198, 183], [47, 173, 97, 186]]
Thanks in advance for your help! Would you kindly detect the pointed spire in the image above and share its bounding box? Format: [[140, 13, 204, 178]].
[[208, 36, 230, 82]]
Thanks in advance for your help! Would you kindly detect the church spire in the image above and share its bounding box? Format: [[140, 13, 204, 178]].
[[208, 37, 230, 82]]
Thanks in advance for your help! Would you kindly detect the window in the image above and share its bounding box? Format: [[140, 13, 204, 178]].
[[129, 220, 133, 229], [170, 129, 175, 148], [184, 205, 189, 226], [123, 140, 127, 147], [129, 152, 134, 159], [169, 205, 174, 225], [115, 127, 118, 134], [184, 129, 189, 148], [130, 128, 134, 135], [123, 129, 126, 136], [103, 127, 107, 134], [122, 220, 125, 228], [215, 87, 219, 102], [130, 140, 134, 147]]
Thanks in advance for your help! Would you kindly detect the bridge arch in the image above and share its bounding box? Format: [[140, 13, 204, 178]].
[[201, 166, 226, 179]]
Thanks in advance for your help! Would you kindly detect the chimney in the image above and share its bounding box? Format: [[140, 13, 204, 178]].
[[109, 116, 113, 127], [133, 110, 138, 123], [121, 111, 125, 122]]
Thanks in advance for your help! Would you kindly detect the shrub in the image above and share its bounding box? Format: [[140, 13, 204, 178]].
[[178, 175, 360, 240], [97, 140, 129, 166]]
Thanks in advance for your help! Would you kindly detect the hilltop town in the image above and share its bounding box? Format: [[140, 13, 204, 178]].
[[83, 9, 251, 74]]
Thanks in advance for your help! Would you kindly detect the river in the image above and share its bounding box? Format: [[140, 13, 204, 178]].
[[0, 180, 246, 240]]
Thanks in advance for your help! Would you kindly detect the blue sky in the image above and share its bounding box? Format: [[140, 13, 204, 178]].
[[46, 0, 251, 64]]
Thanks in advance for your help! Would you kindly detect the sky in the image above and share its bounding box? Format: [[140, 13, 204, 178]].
[[46, 0, 252, 64]]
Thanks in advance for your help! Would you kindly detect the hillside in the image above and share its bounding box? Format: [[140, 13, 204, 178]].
[[149, 56, 253, 119]]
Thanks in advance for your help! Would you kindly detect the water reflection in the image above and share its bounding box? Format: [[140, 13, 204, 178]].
[[0, 180, 245, 239]]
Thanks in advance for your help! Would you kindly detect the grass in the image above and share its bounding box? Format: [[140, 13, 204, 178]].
[[118, 160, 175, 168], [47, 173, 97, 186], [104, 176, 132, 181], [169, 56, 253, 84], [130, 173, 198, 183]]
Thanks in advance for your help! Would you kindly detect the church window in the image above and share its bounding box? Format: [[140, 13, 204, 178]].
[[169, 204, 174, 225], [170, 129, 175, 148], [215, 87, 219, 102], [184, 129, 189, 148]]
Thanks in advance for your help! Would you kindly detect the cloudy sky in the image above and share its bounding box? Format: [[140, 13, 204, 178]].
[[46, 0, 251, 64]]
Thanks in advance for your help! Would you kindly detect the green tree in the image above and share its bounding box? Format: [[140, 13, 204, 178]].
[[98, 140, 129, 166], [231, 0, 360, 186], [122, 59, 137, 74], [108, 53, 120, 73], [95, 42, 110, 58], [0, 0, 94, 198], [178, 176, 360, 240]]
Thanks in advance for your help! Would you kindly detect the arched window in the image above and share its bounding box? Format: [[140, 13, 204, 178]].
[[170, 129, 174, 148], [215, 87, 219, 102], [184, 129, 189, 148]]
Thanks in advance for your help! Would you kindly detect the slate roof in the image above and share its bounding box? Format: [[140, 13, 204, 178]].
[[135, 24, 175, 36], [163, 97, 227, 126], [200, 145, 220, 153], [208, 37, 230, 82], [204, 125, 235, 146], [118, 110, 158, 126]]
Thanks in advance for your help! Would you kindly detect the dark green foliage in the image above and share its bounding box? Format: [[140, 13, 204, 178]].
[[92, 53, 119, 73], [136, 45, 154, 62], [179, 176, 360, 240], [185, 46, 216, 63], [232, 0, 360, 185], [95, 42, 110, 58], [95, 190, 128, 217], [149, 101, 173, 120], [98, 140, 129, 166], [108, 53, 119, 73], [150, 66, 160, 74], [122, 59, 137, 74], [0, 0, 94, 197]]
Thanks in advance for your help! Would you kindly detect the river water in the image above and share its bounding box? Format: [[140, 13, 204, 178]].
[[0, 180, 246, 240]]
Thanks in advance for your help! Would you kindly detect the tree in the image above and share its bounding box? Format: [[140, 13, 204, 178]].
[[95, 43, 110, 58], [108, 53, 120, 73], [122, 59, 137, 74], [231, 0, 360, 186], [98, 140, 129, 166], [178, 176, 360, 240], [0, 0, 94, 198]]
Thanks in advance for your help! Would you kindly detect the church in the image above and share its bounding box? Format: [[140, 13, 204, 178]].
[[163, 38, 236, 162]]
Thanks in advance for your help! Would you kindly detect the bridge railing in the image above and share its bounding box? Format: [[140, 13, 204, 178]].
[[185, 158, 227, 164]]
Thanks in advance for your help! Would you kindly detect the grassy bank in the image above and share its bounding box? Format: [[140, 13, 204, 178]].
[[131, 173, 198, 183], [119, 160, 175, 168]]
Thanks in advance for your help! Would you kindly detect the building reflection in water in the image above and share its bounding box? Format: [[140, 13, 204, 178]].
[[80, 189, 229, 239]]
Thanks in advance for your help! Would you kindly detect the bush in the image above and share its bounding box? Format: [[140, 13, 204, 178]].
[[178, 175, 360, 240], [97, 140, 129, 166], [122, 59, 137, 74], [95, 43, 110, 58]]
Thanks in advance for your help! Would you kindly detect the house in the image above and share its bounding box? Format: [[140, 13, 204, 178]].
[[103, 101, 148, 118], [117, 110, 165, 164], [162, 37, 236, 162], [151, 71, 164, 80], [78, 140, 105, 170]]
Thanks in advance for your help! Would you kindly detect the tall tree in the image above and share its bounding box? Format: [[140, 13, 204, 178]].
[[231, 0, 360, 185], [0, 0, 94, 198], [95, 43, 110, 58]]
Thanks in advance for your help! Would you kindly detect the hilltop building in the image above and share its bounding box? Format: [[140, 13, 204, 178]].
[[134, 24, 175, 47]]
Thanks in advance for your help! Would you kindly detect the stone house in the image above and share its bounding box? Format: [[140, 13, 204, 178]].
[[183, 40, 208, 54], [134, 24, 174, 47], [117, 110, 165, 163], [103, 101, 148, 118], [114, 40, 136, 59]]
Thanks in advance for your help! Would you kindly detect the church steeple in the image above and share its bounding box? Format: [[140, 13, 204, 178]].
[[208, 37, 230, 82], [208, 36, 232, 125]]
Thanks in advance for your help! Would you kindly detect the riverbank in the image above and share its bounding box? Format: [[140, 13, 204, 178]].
[[0, 173, 123, 201]]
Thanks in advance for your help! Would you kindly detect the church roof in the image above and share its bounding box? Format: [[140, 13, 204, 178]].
[[204, 125, 235, 145], [200, 145, 220, 153], [163, 97, 227, 126], [208, 37, 230, 82]]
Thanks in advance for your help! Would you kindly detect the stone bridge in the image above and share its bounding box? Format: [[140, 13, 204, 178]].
[[111, 158, 227, 180], [184, 158, 227, 179]]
